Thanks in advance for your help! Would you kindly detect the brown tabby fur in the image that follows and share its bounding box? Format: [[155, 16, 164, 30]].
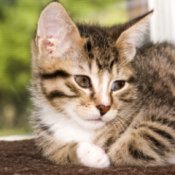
[[30, 2, 175, 167]]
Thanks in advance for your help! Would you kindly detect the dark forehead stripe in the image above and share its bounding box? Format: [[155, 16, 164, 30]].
[[78, 24, 119, 71], [40, 69, 70, 79], [96, 48, 119, 71], [84, 40, 94, 59]]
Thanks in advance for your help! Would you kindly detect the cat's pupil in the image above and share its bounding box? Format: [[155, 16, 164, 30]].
[[74, 75, 91, 88], [111, 80, 125, 91]]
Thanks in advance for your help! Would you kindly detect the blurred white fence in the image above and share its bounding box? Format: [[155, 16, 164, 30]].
[[148, 0, 175, 43]]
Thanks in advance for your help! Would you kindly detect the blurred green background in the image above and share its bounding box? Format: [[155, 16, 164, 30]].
[[0, 0, 147, 136]]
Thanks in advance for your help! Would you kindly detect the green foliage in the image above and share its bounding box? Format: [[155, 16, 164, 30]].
[[0, 0, 127, 133], [0, 0, 46, 93], [0, 0, 50, 129], [61, 0, 127, 25]]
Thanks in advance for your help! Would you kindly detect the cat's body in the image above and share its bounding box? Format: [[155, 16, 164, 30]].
[[31, 2, 175, 168]]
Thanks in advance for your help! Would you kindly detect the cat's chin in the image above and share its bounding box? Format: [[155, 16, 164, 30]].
[[66, 109, 105, 130], [76, 118, 105, 130], [64, 106, 106, 130]]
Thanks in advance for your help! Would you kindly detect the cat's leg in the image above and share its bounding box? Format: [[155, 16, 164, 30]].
[[41, 139, 110, 168], [42, 141, 79, 165], [107, 123, 175, 166]]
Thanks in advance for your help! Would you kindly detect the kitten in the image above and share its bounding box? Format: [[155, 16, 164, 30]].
[[30, 2, 175, 168]]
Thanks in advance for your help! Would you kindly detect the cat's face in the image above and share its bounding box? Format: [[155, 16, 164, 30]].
[[32, 2, 152, 130], [36, 43, 136, 129]]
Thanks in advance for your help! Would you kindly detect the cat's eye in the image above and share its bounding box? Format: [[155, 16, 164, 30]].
[[111, 80, 126, 91], [74, 75, 91, 89]]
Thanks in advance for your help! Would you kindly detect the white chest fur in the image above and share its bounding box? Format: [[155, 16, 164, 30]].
[[39, 105, 94, 143], [53, 118, 93, 143]]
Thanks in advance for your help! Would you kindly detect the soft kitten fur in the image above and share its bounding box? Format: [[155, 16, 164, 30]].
[[30, 2, 175, 168]]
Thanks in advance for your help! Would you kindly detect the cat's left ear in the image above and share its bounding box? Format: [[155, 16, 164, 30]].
[[35, 2, 84, 58], [116, 10, 153, 62]]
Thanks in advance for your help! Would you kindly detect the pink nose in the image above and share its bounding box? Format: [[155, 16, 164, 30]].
[[96, 105, 111, 116]]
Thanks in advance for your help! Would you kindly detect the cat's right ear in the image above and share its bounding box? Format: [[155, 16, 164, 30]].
[[116, 10, 153, 62], [35, 2, 84, 58]]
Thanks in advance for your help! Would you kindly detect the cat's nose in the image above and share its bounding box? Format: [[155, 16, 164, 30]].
[[96, 105, 111, 116]]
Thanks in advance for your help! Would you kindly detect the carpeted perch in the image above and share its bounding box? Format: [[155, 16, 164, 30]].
[[0, 139, 175, 175]]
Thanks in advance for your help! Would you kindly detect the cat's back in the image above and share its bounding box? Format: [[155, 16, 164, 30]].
[[138, 42, 175, 70], [134, 42, 175, 99]]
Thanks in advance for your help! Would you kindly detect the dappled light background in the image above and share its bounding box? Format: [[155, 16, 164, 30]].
[[0, 0, 148, 136]]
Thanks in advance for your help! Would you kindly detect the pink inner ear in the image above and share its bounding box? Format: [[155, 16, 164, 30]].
[[37, 2, 69, 38], [43, 38, 56, 54], [37, 11, 60, 38], [36, 2, 82, 58]]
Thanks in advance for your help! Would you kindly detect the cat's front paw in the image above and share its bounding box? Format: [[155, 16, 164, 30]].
[[77, 142, 110, 168]]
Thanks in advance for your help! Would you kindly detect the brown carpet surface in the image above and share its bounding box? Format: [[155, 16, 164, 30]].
[[0, 139, 175, 175]]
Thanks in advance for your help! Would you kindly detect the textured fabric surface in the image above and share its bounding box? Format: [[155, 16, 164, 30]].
[[0, 139, 174, 175]]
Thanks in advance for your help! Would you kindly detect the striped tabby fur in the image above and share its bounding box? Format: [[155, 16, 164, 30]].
[[30, 2, 175, 168]]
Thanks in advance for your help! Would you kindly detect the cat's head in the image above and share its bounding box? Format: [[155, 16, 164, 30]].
[[32, 2, 152, 130]]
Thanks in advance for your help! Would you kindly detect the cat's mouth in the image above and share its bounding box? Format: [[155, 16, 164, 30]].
[[85, 116, 110, 124], [86, 118, 102, 122]]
